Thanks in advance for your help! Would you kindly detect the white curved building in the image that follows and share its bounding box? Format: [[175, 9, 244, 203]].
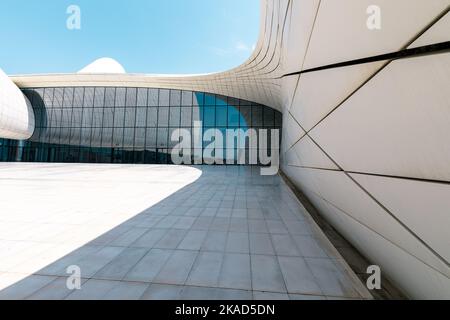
[[1, 0, 449, 299], [0, 68, 35, 140]]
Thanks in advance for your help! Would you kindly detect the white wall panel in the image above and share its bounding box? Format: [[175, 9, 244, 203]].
[[281, 0, 320, 73], [310, 53, 450, 181], [289, 61, 386, 131], [410, 11, 450, 48], [287, 136, 339, 170], [303, 0, 449, 69], [351, 173, 450, 263], [305, 191, 450, 300], [281, 167, 449, 278]]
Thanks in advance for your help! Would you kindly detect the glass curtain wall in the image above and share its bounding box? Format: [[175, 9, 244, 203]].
[[0, 87, 282, 165]]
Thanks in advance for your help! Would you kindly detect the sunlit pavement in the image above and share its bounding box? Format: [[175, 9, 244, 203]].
[[0, 163, 371, 300]]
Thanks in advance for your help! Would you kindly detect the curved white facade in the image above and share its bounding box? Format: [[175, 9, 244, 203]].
[[5, 0, 450, 298], [0, 68, 35, 139], [78, 57, 126, 74]]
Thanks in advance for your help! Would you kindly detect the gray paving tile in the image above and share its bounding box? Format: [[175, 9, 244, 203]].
[[290, 294, 326, 300], [26, 277, 89, 300], [271, 234, 301, 256], [218, 253, 251, 290], [202, 231, 227, 252], [93, 247, 148, 280], [155, 216, 180, 228], [102, 281, 149, 300], [266, 220, 289, 234], [178, 230, 208, 250], [292, 235, 328, 258], [186, 252, 224, 287], [216, 208, 232, 218], [253, 291, 289, 300], [185, 207, 205, 217], [231, 209, 247, 218], [153, 250, 198, 285], [249, 233, 275, 255], [226, 232, 249, 254], [180, 286, 223, 300], [209, 217, 230, 231], [154, 229, 188, 249], [75, 246, 125, 277], [248, 219, 268, 233], [172, 217, 196, 230], [306, 258, 361, 298], [200, 208, 218, 217], [251, 255, 286, 293], [130, 229, 167, 248], [286, 221, 314, 235], [124, 249, 172, 282], [110, 228, 149, 247], [191, 216, 214, 230], [65, 279, 118, 300], [0, 275, 57, 300], [141, 284, 184, 300], [278, 256, 322, 295], [248, 209, 264, 219], [229, 218, 248, 232]]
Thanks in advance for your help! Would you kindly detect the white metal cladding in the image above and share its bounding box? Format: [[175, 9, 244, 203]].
[[0, 68, 35, 140]]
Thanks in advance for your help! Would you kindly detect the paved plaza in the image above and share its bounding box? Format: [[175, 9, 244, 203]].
[[0, 164, 371, 300]]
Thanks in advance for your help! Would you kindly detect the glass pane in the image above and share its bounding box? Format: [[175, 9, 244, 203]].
[[102, 108, 114, 127], [204, 106, 215, 127], [216, 106, 227, 127], [169, 107, 181, 127], [113, 108, 125, 127], [180, 107, 192, 127], [124, 108, 136, 127], [53, 88, 64, 107], [157, 128, 168, 147], [115, 88, 126, 106], [158, 107, 169, 127], [63, 87, 74, 107], [181, 91, 193, 106], [137, 88, 148, 106], [73, 87, 84, 107], [170, 90, 181, 106], [83, 88, 95, 107], [126, 88, 137, 107], [159, 89, 170, 106], [94, 87, 105, 107], [204, 94, 215, 106], [105, 88, 116, 106], [148, 89, 158, 106], [145, 128, 157, 147], [136, 107, 147, 127], [147, 107, 158, 127]]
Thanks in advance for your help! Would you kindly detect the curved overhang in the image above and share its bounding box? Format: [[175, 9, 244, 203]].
[[0, 68, 35, 140]]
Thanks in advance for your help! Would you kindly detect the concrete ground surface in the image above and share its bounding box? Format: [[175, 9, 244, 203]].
[[0, 163, 372, 300]]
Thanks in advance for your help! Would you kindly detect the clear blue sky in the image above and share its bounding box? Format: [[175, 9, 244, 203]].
[[0, 0, 260, 75]]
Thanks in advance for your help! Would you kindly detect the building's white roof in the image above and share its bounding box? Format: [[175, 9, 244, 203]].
[[77, 57, 126, 74]]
